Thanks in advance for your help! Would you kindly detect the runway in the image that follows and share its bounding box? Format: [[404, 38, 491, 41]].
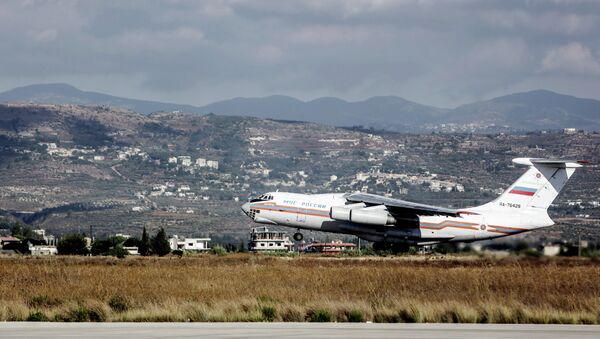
[[1, 323, 600, 338]]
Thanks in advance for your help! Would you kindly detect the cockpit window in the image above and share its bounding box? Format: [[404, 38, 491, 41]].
[[250, 194, 274, 202]]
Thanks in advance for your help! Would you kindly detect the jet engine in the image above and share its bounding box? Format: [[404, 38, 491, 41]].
[[329, 203, 366, 221], [330, 204, 396, 226]]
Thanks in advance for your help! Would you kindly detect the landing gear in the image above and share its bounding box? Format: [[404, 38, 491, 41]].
[[293, 232, 304, 241], [372, 242, 411, 253], [373, 241, 388, 252]]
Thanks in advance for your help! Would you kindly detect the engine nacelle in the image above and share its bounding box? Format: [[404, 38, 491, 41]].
[[329, 203, 366, 221], [349, 207, 396, 226]]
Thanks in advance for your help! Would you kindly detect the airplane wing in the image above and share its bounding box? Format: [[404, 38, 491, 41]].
[[346, 192, 459, 217]]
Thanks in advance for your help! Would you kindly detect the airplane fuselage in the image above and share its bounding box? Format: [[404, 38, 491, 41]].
[[242, 192, 537, 245]]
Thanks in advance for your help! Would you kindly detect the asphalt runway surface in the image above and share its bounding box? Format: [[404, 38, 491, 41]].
[[2, 323, 600, 338]]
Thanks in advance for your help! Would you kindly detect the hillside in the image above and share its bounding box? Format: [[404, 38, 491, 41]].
[[0, 103, 599, 244], [199, 95, 447, 130], [0, 83, 201, 115], [447, 90, 600, 131]]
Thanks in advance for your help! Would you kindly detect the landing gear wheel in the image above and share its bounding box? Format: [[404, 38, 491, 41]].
[[373, 242, 389, 252], [293, 232, 304, 241], [390, 244, 411, 254]]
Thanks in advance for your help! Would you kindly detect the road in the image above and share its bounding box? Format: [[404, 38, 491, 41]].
[[1, 323, 600, 338]]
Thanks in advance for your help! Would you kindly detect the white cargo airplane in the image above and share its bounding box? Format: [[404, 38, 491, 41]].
[[241, 158, 586, 249]]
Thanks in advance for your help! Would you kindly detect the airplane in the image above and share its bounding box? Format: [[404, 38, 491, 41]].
[[241, 158, 587, 250]]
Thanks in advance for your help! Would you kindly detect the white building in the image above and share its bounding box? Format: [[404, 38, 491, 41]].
[[33, 229, 56, 246], [195, 158, 207, 167], [248, 227, 293, 252], [168, 235, 211, 251], [168, 157, 178, 164], [207, 160, 219, 170], [177, 185, 191, 192], [178, 156, 192, 167], [542, 244, 561, 256], [123, 246, 139, 255], [29, 245, 57, 256]]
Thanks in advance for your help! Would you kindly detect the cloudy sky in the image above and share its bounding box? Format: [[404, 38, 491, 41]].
[[1, 0, 599, 108]]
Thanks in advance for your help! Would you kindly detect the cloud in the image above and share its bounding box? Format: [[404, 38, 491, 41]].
[[255, 45, 283, 63], [289, 24, 378, 45], [541, 42, 600, 75], [112, 27, 204, 52], [481, 10, 597, 35], [31, 29, 58, 43], [0, 0, 600, 107]]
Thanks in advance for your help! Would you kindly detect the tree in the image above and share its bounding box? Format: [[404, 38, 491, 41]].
[[109, 244, 128, 259], [57, 234, 89, 255], [139, 226, 151, 256], [91, 239, 112, 256], [152, 228, 171, 256], [11, 222, 35, 240]]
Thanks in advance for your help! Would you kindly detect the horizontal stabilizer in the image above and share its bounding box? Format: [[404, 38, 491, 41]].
[[512, 158, 588, 168]]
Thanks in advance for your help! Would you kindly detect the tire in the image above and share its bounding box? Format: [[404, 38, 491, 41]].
[[372, 242, 388, 251], [293, 232, 303, 241]]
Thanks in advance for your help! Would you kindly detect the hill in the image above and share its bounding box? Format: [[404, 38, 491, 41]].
[[0, 83, 200, 115], [198, 95, 448, 131], [2, 84, 600, 131], [447, 90, 600, 131], [0, 103, 598, 242]]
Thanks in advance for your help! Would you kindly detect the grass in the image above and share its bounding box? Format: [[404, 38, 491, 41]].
[[0, 254, 599, 323]]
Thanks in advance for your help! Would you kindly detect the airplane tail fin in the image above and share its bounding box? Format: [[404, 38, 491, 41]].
[[472, 158, 585, 225]]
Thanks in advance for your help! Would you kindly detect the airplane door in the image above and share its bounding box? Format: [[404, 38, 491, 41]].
[[296, 208, 306, 222]]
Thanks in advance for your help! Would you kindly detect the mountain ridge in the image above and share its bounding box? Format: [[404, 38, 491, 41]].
[[1, 84, 599, 131]]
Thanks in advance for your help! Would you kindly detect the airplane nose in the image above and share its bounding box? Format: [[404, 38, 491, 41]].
[[241, 202, 251, 215]]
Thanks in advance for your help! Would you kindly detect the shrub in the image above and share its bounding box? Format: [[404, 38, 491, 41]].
[[64, 307, 90, 322], [109, 245, 128, 259], [28, 295, 62, 308], [347, 309, 364, 323], [57, 234, 89, 255], [108, 295, 129, 312], [261, 305, 277, 322], [398, 306, 422, 323], [86, 304, 107, 322], [211, 245, 227, 256], [26, 311, 49, 321], [522, 248, 542, 258], [54, 304, 107, 322], [306, 309, 332, 322], [281, 308, 304, 322], [373, 311, 400, 323]]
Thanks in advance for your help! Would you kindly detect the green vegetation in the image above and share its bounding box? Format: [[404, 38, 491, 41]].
[[139, 226, 150, 256], [151, 228, 171, 256], [57, 234, 89, 255], [307, 309, 332, 322], [260, 306, 277, 322]]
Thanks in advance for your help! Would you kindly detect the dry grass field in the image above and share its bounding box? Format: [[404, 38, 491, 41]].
[[1, 254, 599, 323]]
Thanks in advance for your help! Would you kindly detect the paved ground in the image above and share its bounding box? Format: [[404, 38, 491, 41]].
[[1, 323, 600, 338]]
